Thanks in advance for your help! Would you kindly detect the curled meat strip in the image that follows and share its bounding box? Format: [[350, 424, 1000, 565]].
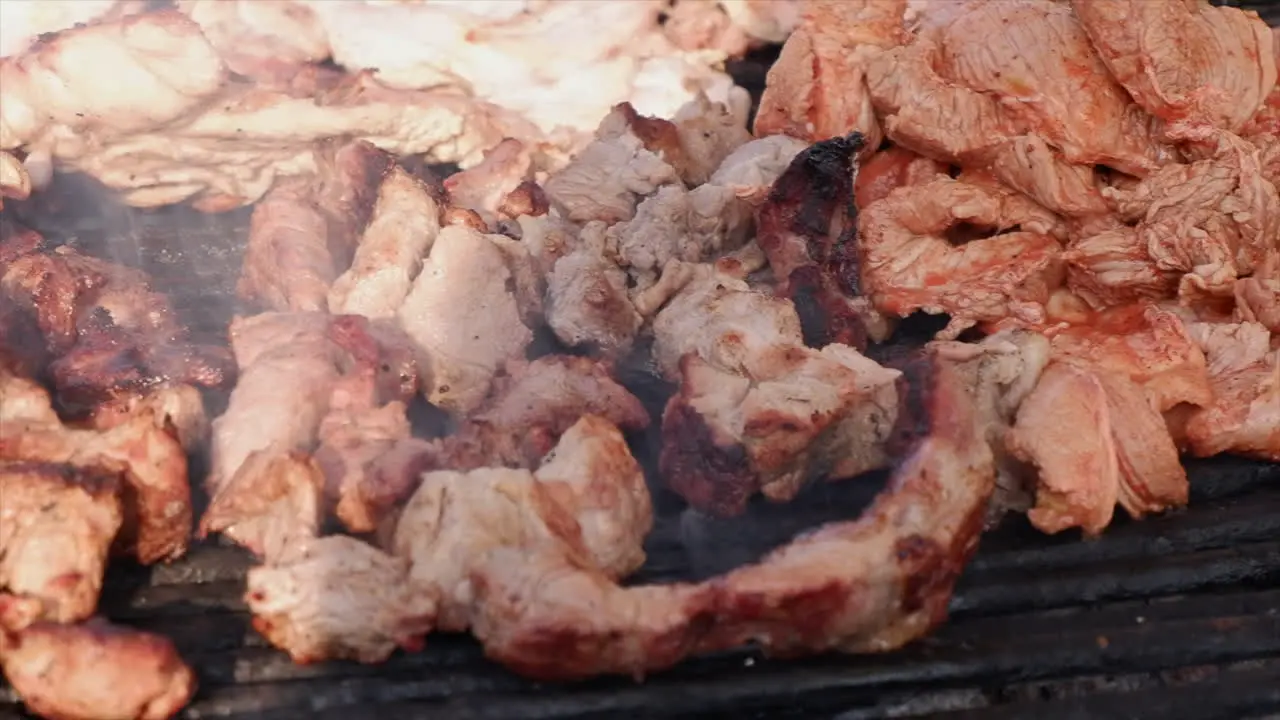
[[857, 176, 1064, 338]]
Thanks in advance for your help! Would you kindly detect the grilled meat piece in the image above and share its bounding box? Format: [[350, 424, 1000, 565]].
[[205, 312, 419, 557], [335, 354, 649, 534], [1182, 321, 1280, 462], [853, 145, 949, 210], [0, 230, 227, 447], [392, 416, 651, 633], [1071, 0, 1277, 134], [444, 138, 535, 226], [397, 225, 534, 414], [857, 176, 1064, 339], [0, 371, 191, 564], [1048, 303, 1213, 412], [0, 462, 122, 624], [328, 164, 441, 318], [1102, 127, 1280, 303], [244, 535, 436, 665], [757, 133, 887, 350], [754, 0, 908, 153], [238, 139, 392, 313], [0, 614, 196, 720], [1006, 362, 1188, 537], [698, 332, 1048, 658], [661, 344, 901, 516]]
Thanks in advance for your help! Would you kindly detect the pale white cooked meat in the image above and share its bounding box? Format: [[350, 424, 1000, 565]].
[[329, 166, 442, 318], [0, 150, 30, 209], [545, 243, 643, 358], [245, 535, 437, 665], [199, 450, 326, 562], [707, 134, 811, 205], [543, 104, 681, 224], [208, 313, 342, 495], [444, 138, 534, 225], [650, 262, 804, 381], [0, 462, 122, 624], [397, 225, 533, 415], [391, 416, 650, 633], [0, 0, 145, 57], [175, 0, 329, 82]]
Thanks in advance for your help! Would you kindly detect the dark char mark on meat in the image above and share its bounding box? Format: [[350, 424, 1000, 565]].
[[758, 133, 870, 351], [883, 349, 937, 460]]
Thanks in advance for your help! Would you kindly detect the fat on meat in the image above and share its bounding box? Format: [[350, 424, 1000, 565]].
[[0, 372, 192, 565], [1181, 321, 1280, 461], [244, 535, 436, 665], [239, 139, 392, 313], [0, 614, 196, 720], [1103, 127, 1280, 302], [328, 165, 442, 318], [0, 150, 30, 209], [0, 462, 122, 624], [397, 225, 534, 415], [1006, 361, 1188, 537], [292, 0, 746, 138], [856, 176, 1065, 339], [754, 0, 908, 153], [1048, 303, 1213, 413], [1071, 0, 1277, 134]]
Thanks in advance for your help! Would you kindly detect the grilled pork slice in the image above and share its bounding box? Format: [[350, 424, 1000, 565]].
[[0, 613, 195, 720], [1005, 361, 1188, 537], [661, 344, 901, 517], [392, 416, 652, 633], [238, 139, 392, 313], [856, 175, 1065, 340], [0, 230, 230, 449], [204, 312, 419, 558], [0, 462, 122, 624], [1071, 0, 1277, 134], [328, 163, 441, 318], [699, 331, 1049, 657], [754, 0, 908, 153], [1048, 303, 1213, 413], [244, 535, 436, 665], [397, 224, 535, 415], [334, 354, 650, 534], [1181, 321, 1280, 462], [0, 371, 191, 564]]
